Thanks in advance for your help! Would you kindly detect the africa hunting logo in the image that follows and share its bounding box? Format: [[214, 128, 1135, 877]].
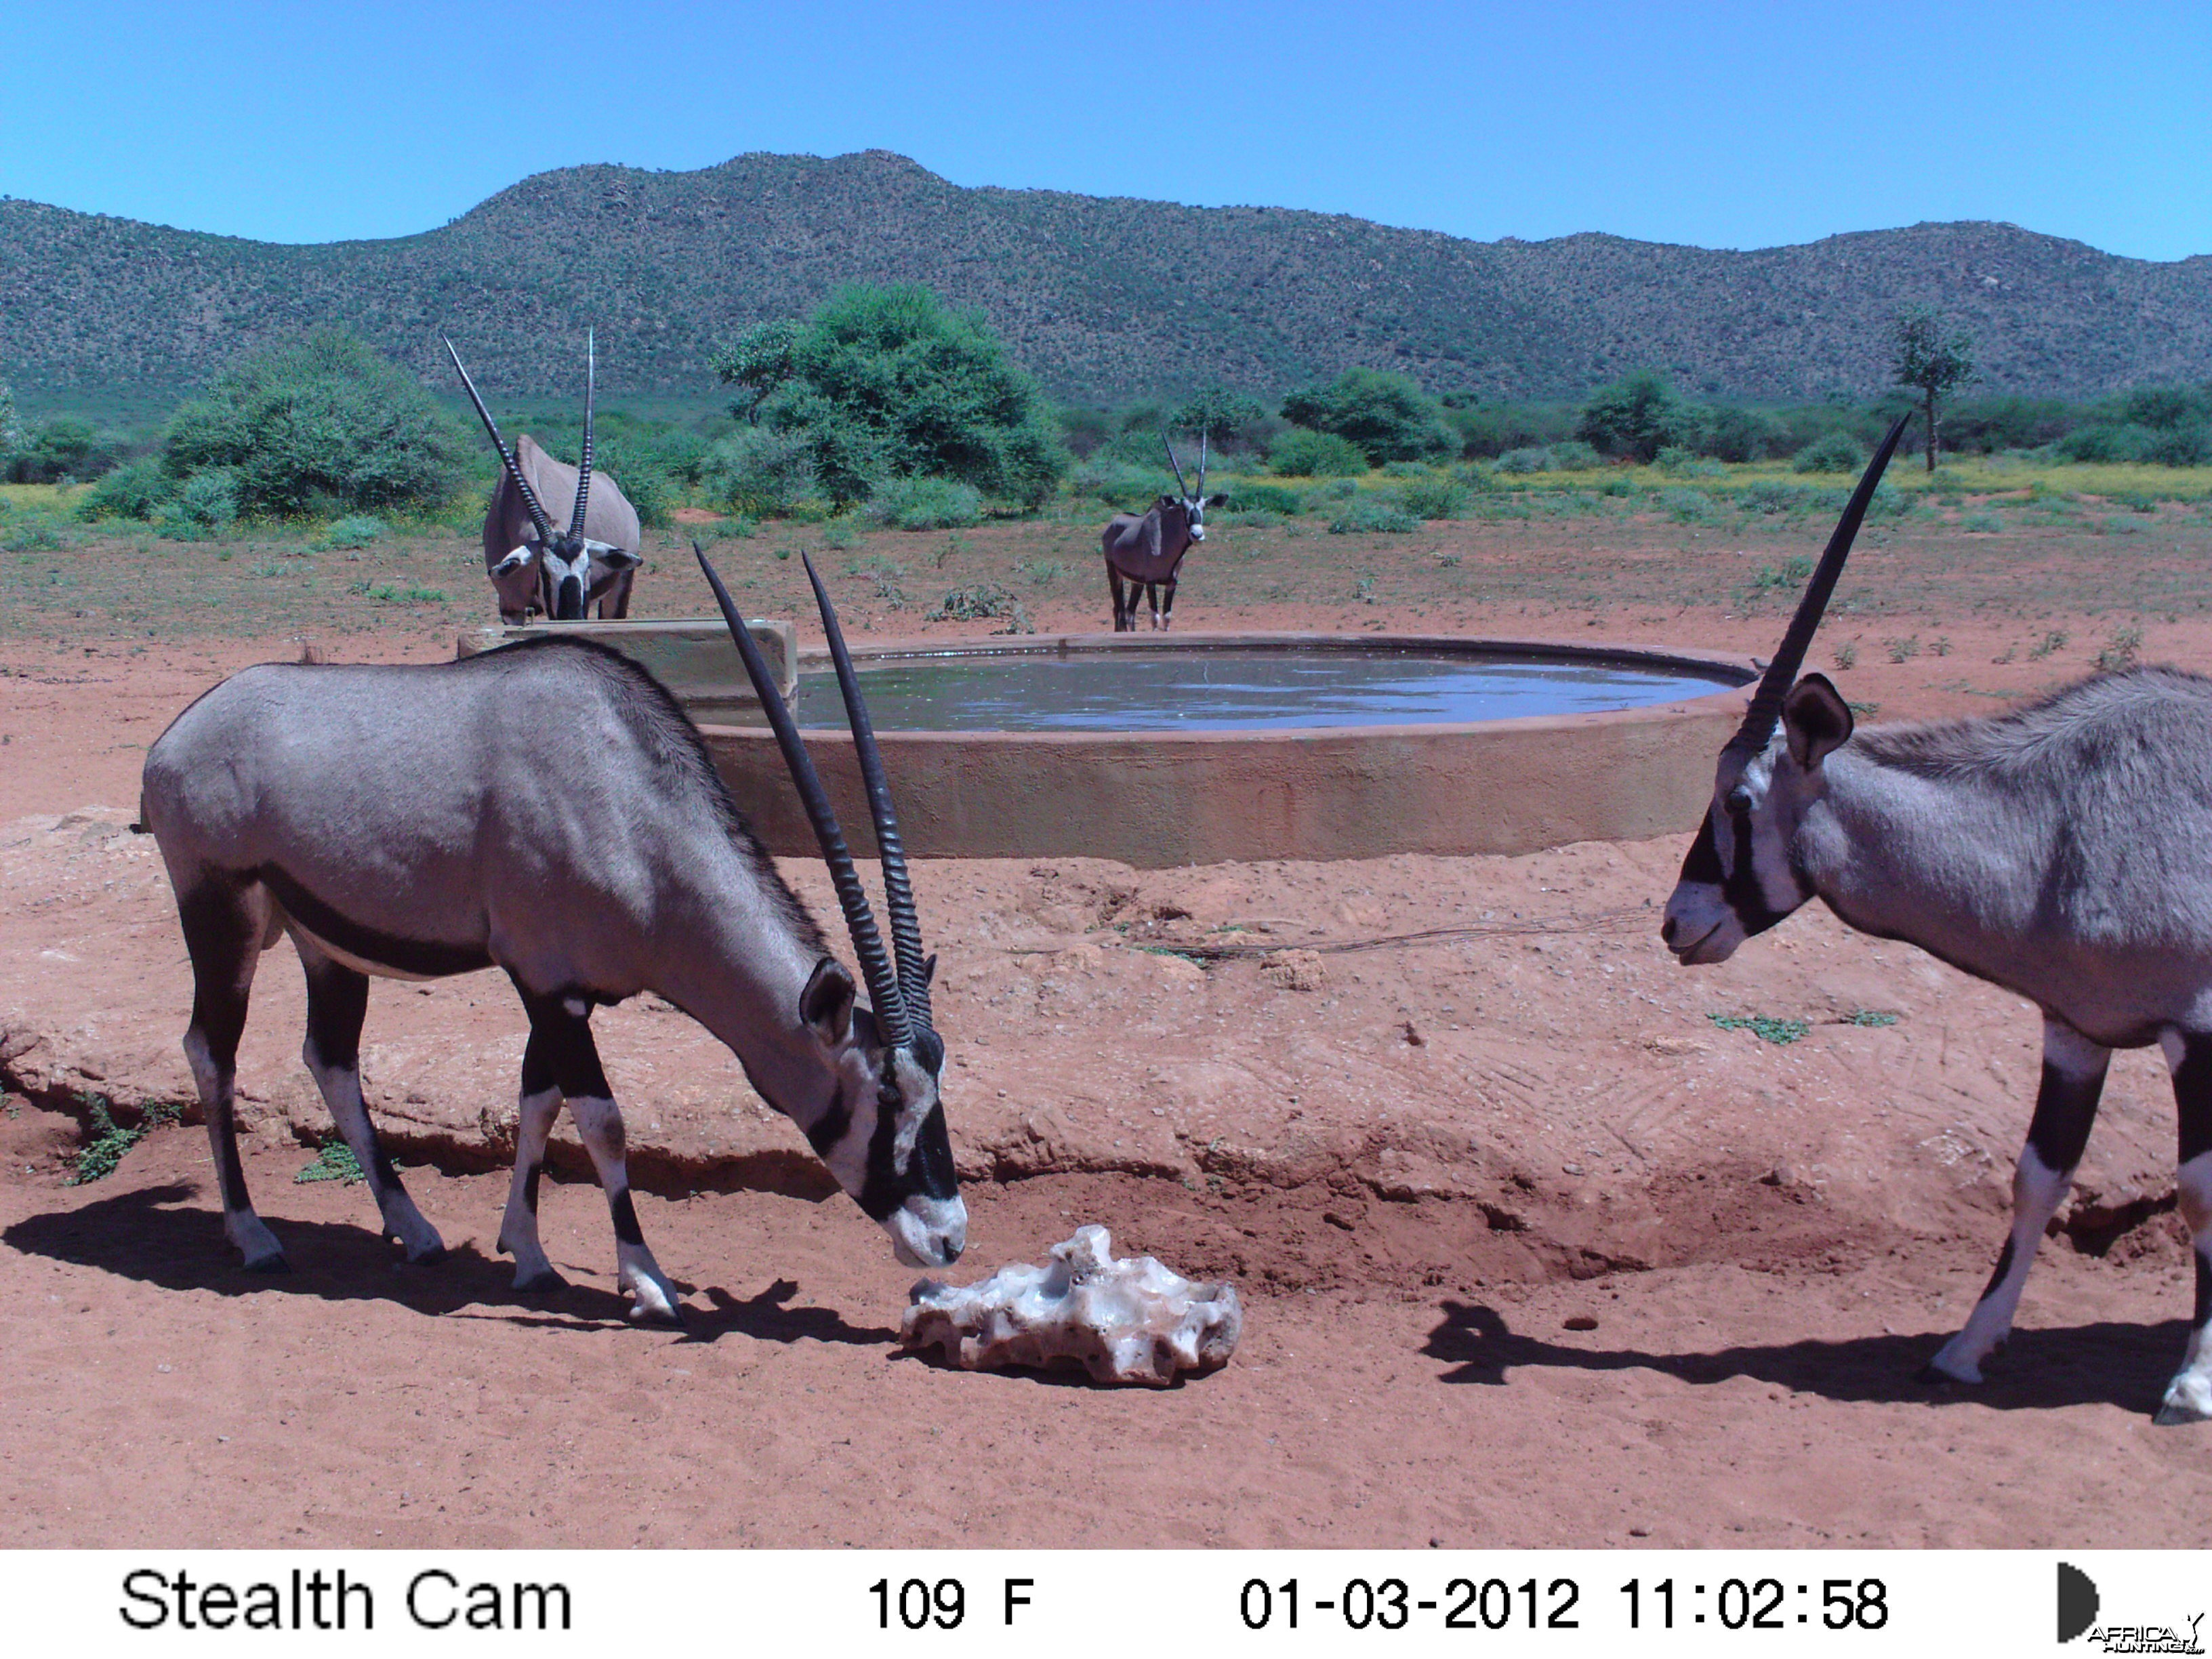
[[2059, 1563, 2206, 1653]]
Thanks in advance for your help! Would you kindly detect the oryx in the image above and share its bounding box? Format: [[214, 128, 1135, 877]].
[[1662, 413, 2212, 1425], [138, 546, 962, 1319], [447, 334, 643, 623], [1101, 430, 1224, 631]]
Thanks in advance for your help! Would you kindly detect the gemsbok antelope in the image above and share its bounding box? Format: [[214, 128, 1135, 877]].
[[447, 333, 643, 623], [1102, 430, 1224, 631], [138, 547, 963, 1319], [1662, 413, 2211, 1424]]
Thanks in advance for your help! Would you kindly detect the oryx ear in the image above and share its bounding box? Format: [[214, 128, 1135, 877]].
[[597, 546, 642, 571], [921, 951, 937, 987], [800, 957, 855, 1044], [493, 545, 535, 576], [1784, 673, 1853, 770], [1206, 493, 1227, 507]]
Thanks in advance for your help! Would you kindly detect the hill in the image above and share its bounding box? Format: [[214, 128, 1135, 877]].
[[3, 149, 2209, 407]]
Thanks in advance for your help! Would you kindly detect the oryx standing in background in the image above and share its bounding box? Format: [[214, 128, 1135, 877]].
[[1662, 413, 2212, 1425], [448, 333, 643, 623], [1102, 430, 1223, 631], [138, 547, 963, 1318]]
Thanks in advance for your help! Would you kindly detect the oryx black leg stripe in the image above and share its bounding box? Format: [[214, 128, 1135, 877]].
[[517, 987, 612, 1101], [2026, 1054, 2106, 1177]]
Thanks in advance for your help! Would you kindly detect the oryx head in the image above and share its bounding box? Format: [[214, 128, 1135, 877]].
[[447, 332, 642, 620], [1662, 413, 1910, 965], [697, 543, 965, 1269], [1162, 428, 1226, 542]]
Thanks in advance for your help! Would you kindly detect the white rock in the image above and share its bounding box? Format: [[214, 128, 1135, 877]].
[[901, 1225, 1242, 1386]]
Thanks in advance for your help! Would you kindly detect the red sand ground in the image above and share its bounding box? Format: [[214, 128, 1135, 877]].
[[4, 506, 2211, 1548]]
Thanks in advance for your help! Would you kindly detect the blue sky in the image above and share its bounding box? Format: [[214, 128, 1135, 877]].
[[4, 1, 2204, 260]]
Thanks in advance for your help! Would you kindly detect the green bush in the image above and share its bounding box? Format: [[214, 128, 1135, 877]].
[[1396, 476, 1467, 519], [1267, 427, 1368, 477], [1656, 487, 1715, 523], [1735, 480, 1816, 516], [1327, 494, 1419, 534], [78, 458, 176, 521], [1549, 439, 1602, 470], [164, 328, 464, 515], [1078, 457, 1174, 511], [1280, 368, 1457, 464], [1698, 405, 1793, 463], [1223, 480, 1304, 514], [4, 415, 129, 485], [1793, 431, 1868, 473], [703, 426, 817, 515], [321, 514, 387, 548], [867, 476, 983, 530], [718, 283, 1071, 508], [1578, 369, 1688, 462], [159, 468, 241, 536], [1495, 446, 1552, 474]]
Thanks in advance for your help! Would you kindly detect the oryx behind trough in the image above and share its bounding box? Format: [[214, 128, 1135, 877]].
[[139, 546, 962, 1319], [449, 334, 643, 623], [1101, 430, 1225, 631], [1662, 413, 2212, 1424]]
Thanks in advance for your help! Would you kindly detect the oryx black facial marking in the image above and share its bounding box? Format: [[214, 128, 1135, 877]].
[[140, 597, 966, 1314], [1660, 409, 2212, 1424]]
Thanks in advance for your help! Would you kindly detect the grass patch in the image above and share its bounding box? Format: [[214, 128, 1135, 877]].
[[67, 1094, 180, 1185], [1709, 1013, 1811, 1046], [295, 1141, 366, 1185]]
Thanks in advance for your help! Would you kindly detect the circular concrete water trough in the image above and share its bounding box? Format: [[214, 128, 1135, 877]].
[[694, 632, 1753, 867]]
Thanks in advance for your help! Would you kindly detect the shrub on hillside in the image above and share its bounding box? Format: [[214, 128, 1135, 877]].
[[1280, 368, 1457, 464], [1793, 430, 1868, 473], [1267, 428, 1368, 477], [164, 327, 466, 515], [4, 415, 130, 485], [867, 476, 983, 530]]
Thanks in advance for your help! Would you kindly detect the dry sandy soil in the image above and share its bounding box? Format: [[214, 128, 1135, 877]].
[[3, 499, 2211, 1549]]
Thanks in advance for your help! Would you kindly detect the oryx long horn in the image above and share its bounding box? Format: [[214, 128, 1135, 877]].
[[695, 545, 910, 1050], [1162, 430, 1190, 499], [1725, 412, 1913, 758], [1197, 426, 1208, 497], [802, 553, 932, 1035], [445, 336, 555, 545], [569, 328, 595, 538]]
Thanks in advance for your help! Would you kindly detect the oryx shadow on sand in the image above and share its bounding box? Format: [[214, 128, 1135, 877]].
[[3, 1181, 894, 1349], [1423, 1298, 2192, 1416]]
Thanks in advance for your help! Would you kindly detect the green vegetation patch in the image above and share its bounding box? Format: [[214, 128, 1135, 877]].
[[295, 1142, 366, 1185], [1709, 1013, 1811, 1046]]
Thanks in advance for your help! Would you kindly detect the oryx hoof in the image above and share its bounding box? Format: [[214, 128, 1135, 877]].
[[513, 1266, 568, 1294], [241, 1250, 291, 1275], [400, 1243, 447, 1268], [1914, 1359, 1978, 1387], [2154, 1377, 2211, 1425], [626, 1291, 684, 1326]]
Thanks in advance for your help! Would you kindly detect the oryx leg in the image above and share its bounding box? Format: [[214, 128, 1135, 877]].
[[1158, 575, 1179, 632], [495, 1079, 565, 1292], [1108, 565, 1132, 632], [177, 877, 286, 1271], [293, 936, 444, 1263], [516, 990, 679, 1322], [1925, 1017, 2108, 1384], [1144, 581, 1162, 629], [2154, 1031, 2212, 1425]]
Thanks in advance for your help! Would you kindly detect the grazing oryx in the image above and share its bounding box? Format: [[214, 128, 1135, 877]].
[[138, 546, 962, 1319], [1662, 413, 2212, 1425], [447, 334, 643, 624], [1102, 430, 1225, 631]]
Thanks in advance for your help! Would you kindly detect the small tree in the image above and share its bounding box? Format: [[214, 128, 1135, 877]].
[[1891, 306, 1974, 472], [1170, 387, 1267, 449], [165, 327, 467, 514], [1577, 369, 1685, 462], [714, 319, 798, 422], [716, 285, 1071, 508], [1279, 369, 1457, 464], [0, 375, 20, 453]]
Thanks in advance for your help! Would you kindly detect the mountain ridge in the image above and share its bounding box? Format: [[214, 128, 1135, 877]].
[[4, 148, 2207, 405]]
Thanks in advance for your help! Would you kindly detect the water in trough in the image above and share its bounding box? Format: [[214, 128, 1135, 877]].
[[793, 646, 1736, 732]]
